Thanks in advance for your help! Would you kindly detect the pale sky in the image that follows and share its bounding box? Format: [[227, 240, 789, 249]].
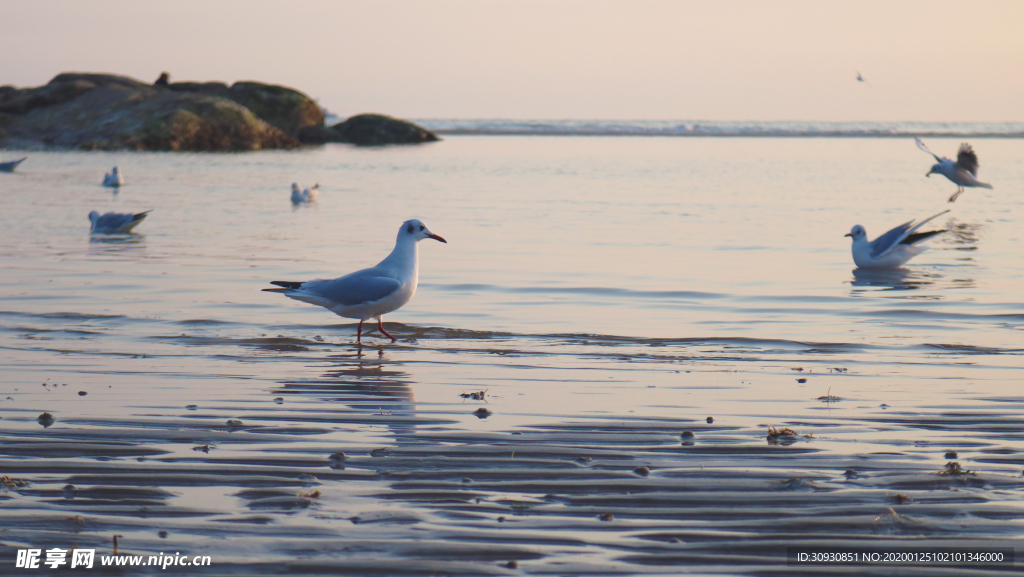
[[3, 0, 1023, 121]]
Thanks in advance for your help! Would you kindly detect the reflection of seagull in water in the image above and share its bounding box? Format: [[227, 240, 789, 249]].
[[855, 70, 872, 88], [291, 182, 319, 203], [846, 210, 949, 269], [102, 166, 124, 187], [89, 210, 151, 234], [916, 138, 992, 202], [263, 219, 446, 343]]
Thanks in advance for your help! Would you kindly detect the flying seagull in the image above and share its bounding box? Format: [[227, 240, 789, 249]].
[[89, 210, 151, 234], [102, 166, 124, 187], [855, 70, 872, 88], [263, 219, 446, 343], [290, 182, 319, 203], [915, 138, 992, 202], [845, 210, 949, 269]]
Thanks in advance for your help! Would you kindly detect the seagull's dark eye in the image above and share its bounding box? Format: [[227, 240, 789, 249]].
[[419, 225, 425, 231], [406, 224, 414, 233]]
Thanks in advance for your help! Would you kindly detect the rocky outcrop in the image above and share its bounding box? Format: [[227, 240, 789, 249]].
[[302, 113, 440, 146], [0, 73, 299, 151], [0, 73, 437, 151], [224, 82, 324, 136], [168, 80, 324, 137]]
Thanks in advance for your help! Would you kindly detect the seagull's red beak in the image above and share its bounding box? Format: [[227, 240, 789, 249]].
[[428, 233, 447, 243]]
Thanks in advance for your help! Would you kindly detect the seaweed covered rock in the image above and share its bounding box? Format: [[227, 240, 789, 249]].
[[327, 114, 440, 146], [225, 81, 324, 136], [0, 73, 297, 151]]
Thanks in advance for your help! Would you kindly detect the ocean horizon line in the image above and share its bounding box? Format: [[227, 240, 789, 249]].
[[408, 118, 1024, 138]]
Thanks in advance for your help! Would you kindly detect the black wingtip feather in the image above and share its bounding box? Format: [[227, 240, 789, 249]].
[[901, 229, 946, 246]]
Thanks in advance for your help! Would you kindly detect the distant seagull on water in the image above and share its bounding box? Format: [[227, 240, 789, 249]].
[[102, 166, 124, 187], [855, 70, 872, 88], [916, 138, 992, 202], [89, 210, 151, 234], [0, 157, 27, 172], [291, 182, 319, 203], [263, 219, 446, 343], [846, 210, 949, 269]]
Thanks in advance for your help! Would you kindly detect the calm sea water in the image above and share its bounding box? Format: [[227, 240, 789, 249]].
[[2, 136, 1023, 574]]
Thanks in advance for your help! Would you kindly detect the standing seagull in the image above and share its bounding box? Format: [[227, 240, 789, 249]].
[[845, 210, 949, 269], [916, 137, 992, 202], [89, 210, 151, 234], [263, 219, 446, 343], [102, 166, 124, 187]]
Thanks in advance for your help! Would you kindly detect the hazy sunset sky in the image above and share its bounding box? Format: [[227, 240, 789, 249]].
[[3, 0, 1022, 121]]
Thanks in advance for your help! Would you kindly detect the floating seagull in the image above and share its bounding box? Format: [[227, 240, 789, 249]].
[[264, 219, 446, 343], [291, 182, 319, 203], [915, 138, 992, 202], [102, 166, 124, 187], [846, 210, 949, 269], [0, 157, 27, 172], [855, 70, 872, 88], [89, 210, 151, 234]]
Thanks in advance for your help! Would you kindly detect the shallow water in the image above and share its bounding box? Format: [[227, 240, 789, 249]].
[[1, 137, 1023, 574]]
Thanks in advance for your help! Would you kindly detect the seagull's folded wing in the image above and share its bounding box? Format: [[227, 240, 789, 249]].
[[94, 213, 134, 232], [301, 270, 403, 307]]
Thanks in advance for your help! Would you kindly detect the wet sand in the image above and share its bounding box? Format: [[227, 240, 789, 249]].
[[3, 328, 1024, 575]]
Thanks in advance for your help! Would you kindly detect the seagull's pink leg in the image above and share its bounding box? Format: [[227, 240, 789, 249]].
[[377, 318, 396, 342], [356, 320, 364, 344]]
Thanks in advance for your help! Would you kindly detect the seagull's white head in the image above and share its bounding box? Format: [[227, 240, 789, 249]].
[[88, 211, 100, 225], [401, 219, 446, 244], [845, 225, 866, 240], [112, 166, 120, 174], [926, 163, 940, 177], [291, 182, 300, 191]]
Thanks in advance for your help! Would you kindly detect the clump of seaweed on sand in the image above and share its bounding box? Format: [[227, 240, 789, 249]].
[[459, 389, 488, 401], [1, 475, 30, 492], [937, 461, 974, 476], [767, 425, 814, 445]]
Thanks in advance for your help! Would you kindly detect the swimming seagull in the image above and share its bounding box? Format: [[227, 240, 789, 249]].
[[263, 219, 447, 343], [102, 166, 124, 187], [915, 138, 992, 202], [291, 182, 319, 203], [855, 70, 872, 88], [89, 210, 152, 234], [0, 157, 27, 172], [845, 210, 949, 269]]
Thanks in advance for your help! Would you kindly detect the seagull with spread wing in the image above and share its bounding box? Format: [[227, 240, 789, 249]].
[[845, 210, 949, 269], [915, 138, 992, 202]]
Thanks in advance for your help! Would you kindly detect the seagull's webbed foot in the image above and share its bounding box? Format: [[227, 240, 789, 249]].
[[949, 187, 965, 203]]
